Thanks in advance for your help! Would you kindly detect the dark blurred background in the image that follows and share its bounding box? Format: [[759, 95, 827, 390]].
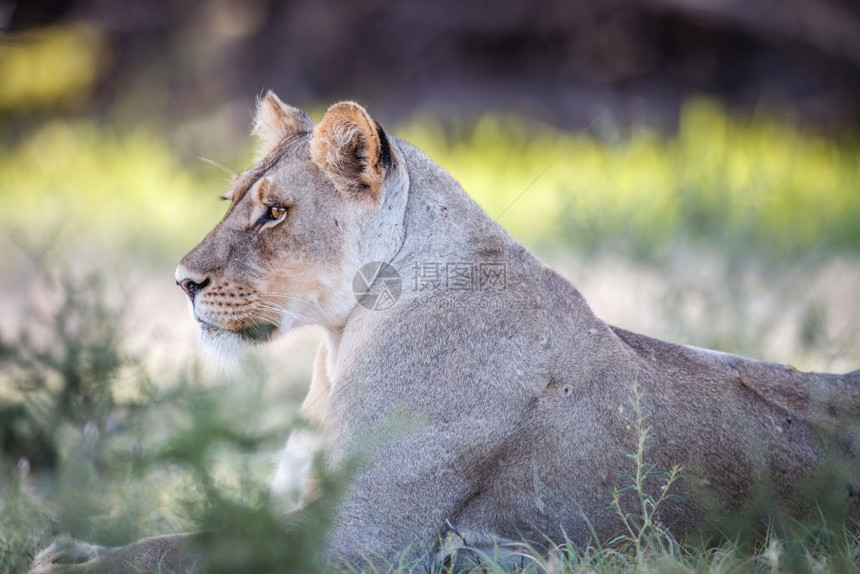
[[5, 0, 860, 131]]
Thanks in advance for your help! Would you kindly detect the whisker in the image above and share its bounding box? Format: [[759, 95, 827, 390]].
[[257, 293, 329, 315], [249, 313, 281, 328], [199, 156, 237, 177], [252, 300, 285, 311], [251, 303, 286, 317], [226, 307, 280, 329], [252, 302, 317, 325], [258, 291, 323, 305]]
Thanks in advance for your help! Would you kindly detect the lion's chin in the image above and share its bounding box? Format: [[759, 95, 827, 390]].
[[198, 319, 279, 343], [196, 320, 280, 374]]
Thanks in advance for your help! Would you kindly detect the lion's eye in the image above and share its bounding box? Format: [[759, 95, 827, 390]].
[[267, 206, 287, 221]]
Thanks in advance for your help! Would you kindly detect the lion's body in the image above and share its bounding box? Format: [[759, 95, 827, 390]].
[[290, 141, 860, 560], [31, 97, 860, 572]]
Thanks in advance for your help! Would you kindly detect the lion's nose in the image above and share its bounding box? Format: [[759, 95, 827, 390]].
[[175, 265, 211, 301], [178, 277, 210, 299]]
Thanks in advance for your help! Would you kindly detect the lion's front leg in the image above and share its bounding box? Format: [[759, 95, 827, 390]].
[[29, 533, 195, 574], [271, 340, 332, 511], [324, 422, 510, 568], [271, 426, 324, 511]]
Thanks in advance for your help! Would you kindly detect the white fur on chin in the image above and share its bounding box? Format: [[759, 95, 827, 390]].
[[197, 328, 247, 377], [196, 312, 296, 376]]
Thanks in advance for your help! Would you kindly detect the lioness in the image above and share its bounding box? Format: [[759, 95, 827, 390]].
[[31, 93, 860, 572]]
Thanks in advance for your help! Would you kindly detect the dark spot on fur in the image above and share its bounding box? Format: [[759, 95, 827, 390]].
[[544, 379, 573, 398], [610, 327, 652, 359], [334, 219, 339, 227], [785, 417, 792, 425]]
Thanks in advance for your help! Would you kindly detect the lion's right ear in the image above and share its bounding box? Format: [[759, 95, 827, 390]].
[[251, 90, 313, 161], [310, 101, 392, 201]]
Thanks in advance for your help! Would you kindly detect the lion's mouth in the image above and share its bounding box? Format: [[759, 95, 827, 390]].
[[197, 318, 279, 344]]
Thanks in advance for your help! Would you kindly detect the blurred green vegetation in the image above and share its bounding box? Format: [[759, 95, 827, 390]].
[[2, 21, 858, 260], [402, 103, 860, 256], [0, 120, 221, 261], [0, 24, 105, 112], [1, 272, 859, 572], [0, 269, 327, 573], [2, 103, 859, 264]]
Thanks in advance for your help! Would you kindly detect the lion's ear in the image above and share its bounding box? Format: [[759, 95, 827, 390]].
[[310, 101, 392, 200], [252, 90, 313, 161]]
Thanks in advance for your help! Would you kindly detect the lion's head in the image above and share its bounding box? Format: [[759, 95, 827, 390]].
[[175, 92, 408, 355]]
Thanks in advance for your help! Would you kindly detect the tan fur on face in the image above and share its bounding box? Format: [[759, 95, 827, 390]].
[[175, 98, 382, 350], [194, 279, 279, 333], [310, 101, 385, 200]]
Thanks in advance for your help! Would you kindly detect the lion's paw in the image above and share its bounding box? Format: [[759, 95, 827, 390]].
[[28, 534, 111, 573]]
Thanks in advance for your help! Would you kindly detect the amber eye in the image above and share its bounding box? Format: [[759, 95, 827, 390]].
[[266, 206, 287, 221]]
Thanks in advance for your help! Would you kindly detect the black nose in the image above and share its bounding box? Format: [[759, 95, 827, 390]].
[[178, 277, 210, 300]]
